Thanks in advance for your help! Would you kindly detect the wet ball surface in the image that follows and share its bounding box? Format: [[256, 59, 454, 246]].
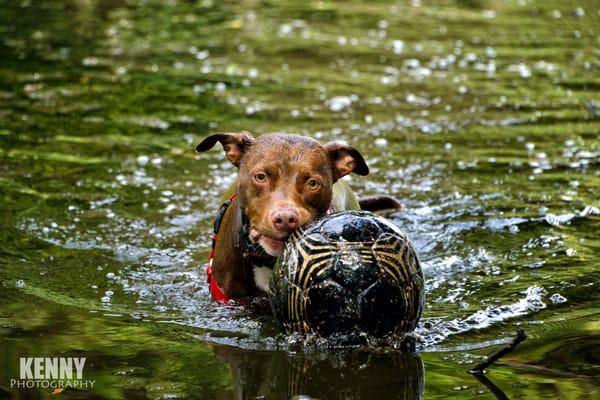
[[270, 211, 425, 340]]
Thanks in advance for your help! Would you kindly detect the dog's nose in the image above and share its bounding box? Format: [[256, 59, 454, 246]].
[[272, 209, 299, 231]]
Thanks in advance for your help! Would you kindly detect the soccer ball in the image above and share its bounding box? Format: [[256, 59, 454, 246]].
[[270, 211, 424, 340]]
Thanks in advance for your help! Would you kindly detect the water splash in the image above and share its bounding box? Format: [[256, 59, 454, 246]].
[[418, 286, 548, 350]]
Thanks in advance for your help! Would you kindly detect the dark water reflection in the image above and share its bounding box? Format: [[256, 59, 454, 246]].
[[214, 346, 424, 400], [1, 0, 599, 399]]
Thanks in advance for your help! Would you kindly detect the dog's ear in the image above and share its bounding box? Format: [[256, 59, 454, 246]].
[[324, 142, 369, 180], [196, 131, 255, 167]]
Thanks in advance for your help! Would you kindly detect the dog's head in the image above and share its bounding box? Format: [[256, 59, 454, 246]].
[[197, 132, 369, 256]]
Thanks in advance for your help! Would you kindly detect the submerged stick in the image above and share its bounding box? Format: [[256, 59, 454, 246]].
[[472, 372, 509, 400], [469, 329, 527, 375]]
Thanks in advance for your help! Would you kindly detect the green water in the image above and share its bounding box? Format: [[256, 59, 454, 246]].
[[0, 0, 599, 398]]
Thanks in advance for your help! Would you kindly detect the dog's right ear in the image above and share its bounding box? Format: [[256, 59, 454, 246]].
[[195, 131, 255, 167]]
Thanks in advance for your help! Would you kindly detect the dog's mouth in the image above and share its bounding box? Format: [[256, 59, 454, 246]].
[[249, 227, 288, 256]]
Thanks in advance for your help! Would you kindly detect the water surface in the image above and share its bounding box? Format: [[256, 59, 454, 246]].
[[1, 0, 599, 399]]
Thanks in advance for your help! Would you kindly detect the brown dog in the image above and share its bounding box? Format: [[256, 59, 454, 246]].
[[197, 131, 396, 301]]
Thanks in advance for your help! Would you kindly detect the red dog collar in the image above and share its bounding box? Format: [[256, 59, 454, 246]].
[[206, 193, 237, 304]]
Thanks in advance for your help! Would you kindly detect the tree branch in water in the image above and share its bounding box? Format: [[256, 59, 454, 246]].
[[469, 329, 527, 375]]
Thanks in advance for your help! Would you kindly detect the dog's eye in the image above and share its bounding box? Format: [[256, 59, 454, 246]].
[[307, 179, 320, 190], [254, 173, 267, 183]]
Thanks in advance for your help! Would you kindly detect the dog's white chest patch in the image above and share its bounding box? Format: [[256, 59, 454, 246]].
[[253, 266, 272, 293]]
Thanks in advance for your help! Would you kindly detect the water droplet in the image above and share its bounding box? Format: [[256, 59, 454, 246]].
[[195, 50, 209, 60], [164, 204, 177, 213], [374, 138, 387, 147], [377, 20, 389, 29], [82, 57, 99, 66], [326, 96, 354, 112], [391, 40, 405, 54], [482, 10, 496, 18], [137, 155, 149, 166], [279, 24, 292, 36], [508, 63, 531, 78], [550, 293, 567, 304], [215, 82, 226, 92]]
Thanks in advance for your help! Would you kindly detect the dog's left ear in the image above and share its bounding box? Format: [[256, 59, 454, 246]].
[[324, 142, 369, 180], [196, 131, 255, 167]]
